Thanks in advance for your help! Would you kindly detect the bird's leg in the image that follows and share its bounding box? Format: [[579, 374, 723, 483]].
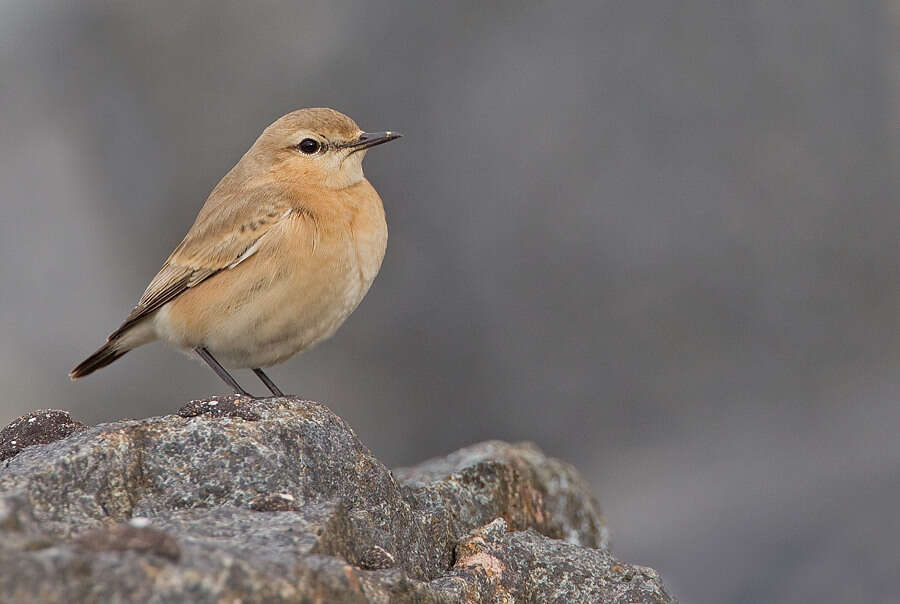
[[195, 347, 253, 397], [252, 368, 285, 397]]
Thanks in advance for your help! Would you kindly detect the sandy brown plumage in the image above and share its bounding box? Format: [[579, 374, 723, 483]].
[[70, 108, 400, 396]]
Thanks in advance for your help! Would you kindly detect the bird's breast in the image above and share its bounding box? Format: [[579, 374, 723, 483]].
[[155, 187, 387, 369]]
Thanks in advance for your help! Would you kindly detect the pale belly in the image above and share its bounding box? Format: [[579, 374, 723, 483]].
[[153, 228, 383, 368]]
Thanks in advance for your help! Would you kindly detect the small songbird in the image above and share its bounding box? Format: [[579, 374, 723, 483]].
[[70, 108, 401, 397]]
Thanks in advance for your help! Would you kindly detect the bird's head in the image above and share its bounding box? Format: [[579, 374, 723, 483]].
[[249, 107, 401, 190]]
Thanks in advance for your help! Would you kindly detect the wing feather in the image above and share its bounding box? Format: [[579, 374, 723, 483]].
[[108, 186, 295, 340]]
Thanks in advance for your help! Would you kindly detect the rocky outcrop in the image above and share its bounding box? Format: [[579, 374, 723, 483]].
[[0, 396, 675, 603]]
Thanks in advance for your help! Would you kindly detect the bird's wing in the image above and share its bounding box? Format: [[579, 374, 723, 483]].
[[109, 187, 296, 339]]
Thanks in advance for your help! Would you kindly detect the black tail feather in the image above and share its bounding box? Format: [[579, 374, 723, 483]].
[[70, 341, 127, 379]]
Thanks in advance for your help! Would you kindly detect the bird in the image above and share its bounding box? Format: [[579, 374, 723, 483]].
[[70, 107, 401, 397]]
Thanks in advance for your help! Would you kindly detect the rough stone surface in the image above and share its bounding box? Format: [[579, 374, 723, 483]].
[[0, 409, 85, 461], [0, 397, 676, 603]]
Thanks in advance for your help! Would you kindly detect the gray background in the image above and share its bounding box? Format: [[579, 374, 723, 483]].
[[2, 2, 898, 602]]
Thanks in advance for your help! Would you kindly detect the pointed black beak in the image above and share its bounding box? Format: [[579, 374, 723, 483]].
[[346, 131, 403, 152]]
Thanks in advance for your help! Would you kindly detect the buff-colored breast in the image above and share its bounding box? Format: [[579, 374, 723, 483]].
[[153, 182, 387, 368]]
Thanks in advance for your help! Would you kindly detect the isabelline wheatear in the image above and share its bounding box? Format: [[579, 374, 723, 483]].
[[71, 108, 401, 397]]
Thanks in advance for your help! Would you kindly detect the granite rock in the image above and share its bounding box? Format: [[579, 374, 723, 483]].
[[0, 396, 675, 603]]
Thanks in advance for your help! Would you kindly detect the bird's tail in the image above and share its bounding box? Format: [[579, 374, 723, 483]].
[[69, 320, 156, 380], [69, 340, 128, 379]]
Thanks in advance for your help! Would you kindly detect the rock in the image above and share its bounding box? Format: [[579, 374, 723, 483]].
[[74, 521, 181, 561], [0, 409, 85, 462], [0, 397, 675, 603], [177, 393, 263, 421], [446, 518, 671, 603]]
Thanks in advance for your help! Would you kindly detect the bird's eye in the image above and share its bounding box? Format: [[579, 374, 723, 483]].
[[297, 138, 321, 154]]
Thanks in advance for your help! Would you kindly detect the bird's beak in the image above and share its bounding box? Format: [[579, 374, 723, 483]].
[[346, 131, 403, 153]]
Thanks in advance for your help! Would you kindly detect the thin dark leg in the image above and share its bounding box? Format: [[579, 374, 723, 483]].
[[195, 347, 252, 396], [253, 368, 284, 397]]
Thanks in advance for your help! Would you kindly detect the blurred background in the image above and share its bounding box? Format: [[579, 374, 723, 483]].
[[1, 2, 898, 602]]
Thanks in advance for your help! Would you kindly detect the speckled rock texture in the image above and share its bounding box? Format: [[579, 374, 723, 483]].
[[0, 396, 675, 603], [0, 409, 85, 462]]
